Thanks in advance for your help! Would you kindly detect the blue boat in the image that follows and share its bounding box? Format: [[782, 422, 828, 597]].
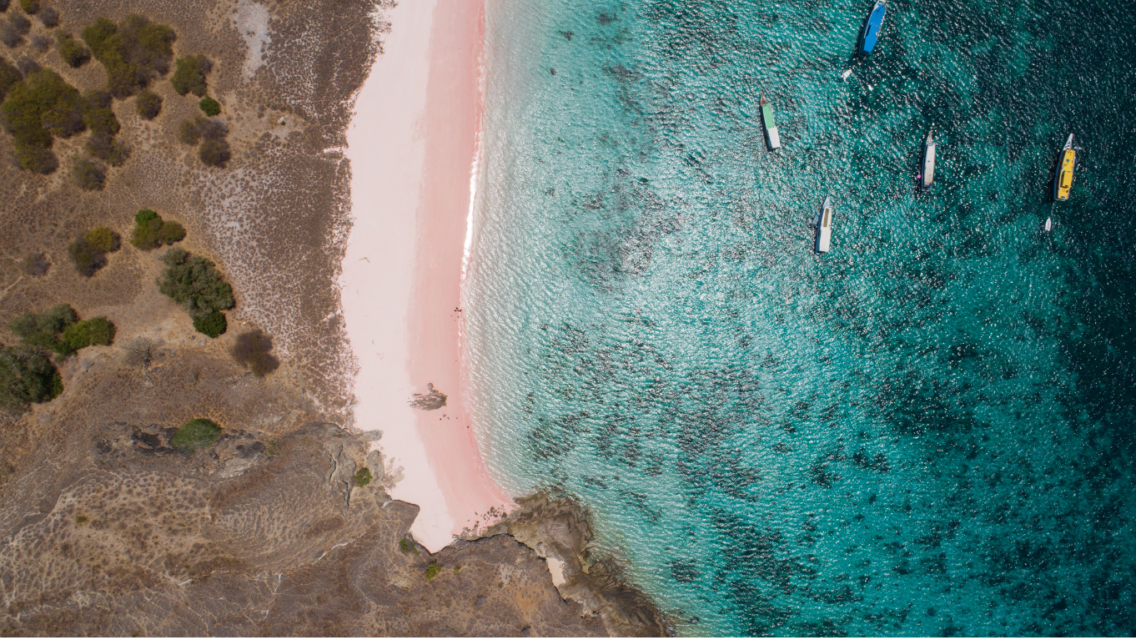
[[861, 0, 887, 55]]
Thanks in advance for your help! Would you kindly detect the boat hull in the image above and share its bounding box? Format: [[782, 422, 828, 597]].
[[816, 197, 833, 254], [861, 1, 886, 54], [1054, 148, 1075, 201], [762, 102, 781, 150], [921, 141, 936, 190]]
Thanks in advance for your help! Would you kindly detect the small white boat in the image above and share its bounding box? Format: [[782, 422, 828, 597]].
[[816, 196, 834, 254], [1045, 217, 1053, 232], [921, 127, 936, 190]]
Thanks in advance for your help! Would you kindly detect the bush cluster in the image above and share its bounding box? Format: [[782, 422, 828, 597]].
[[19, 0, 39, 15], [354, 467, 372, 488], [68, 226, 119, 274], [230, 329, 279, 376], [157, 248, 234, 337], [71, 156, 104, 190], [57, 33, 90, 67], [171, 418, 220, 452], [81, 15, 174, 97], [1, 14, 30, 48], [130, 209, 185, 250], [0, 344, 61, 412], [0, 58, 20, 101], [170, 55, 210, 97], [8, 303, 115, 357], [37, 6, 58, 28], [134, 89, 160, 119], [177, 114, 230, 168], [0, 68, 84, 173], [198, 95, 220, 116]]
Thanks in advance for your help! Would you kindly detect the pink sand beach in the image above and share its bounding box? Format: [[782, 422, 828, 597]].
[[340, 0, 512, 552]]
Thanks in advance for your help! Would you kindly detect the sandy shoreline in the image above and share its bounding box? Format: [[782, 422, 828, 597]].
[[340, 0, 512, 552]]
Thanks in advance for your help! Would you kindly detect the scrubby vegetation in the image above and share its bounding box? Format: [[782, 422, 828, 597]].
[[0, 58, 20, 100], [171, 418, 220, 452], [170, 54, 210, 96], [86, 132, 128, 165], [192, 310, 226, 338], [1, 14, 30, 48], [19, 0, 39, 15], [354, 467, 372, 487], [230, 329, 279, 376], [9, 303, 75, 352], [71, 156, 105, 190], [425, 561, 441, 581], [198, 95, 219, 116], [0, 344, 61, 412], [20, 252, 49, 276], [57, 33, 90, 67], [81, 89, 119, 135], [37, 6, 58, 28], [59, 317, 115, 353], [130, 209, 185, 250], [199, 138, 230, 167], [0, 68, 85, 173], [134, 89, 160, 119], [8, 303, 114, 357], [82, 15, 175, 97], [177, 115, 231, 168], [399, 538, 419, 555], [157, 248, 234, 337], [68, 226, 119, 275]]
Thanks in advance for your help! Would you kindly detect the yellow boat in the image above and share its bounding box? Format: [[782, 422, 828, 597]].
[[1054, 134, 1075, 202]]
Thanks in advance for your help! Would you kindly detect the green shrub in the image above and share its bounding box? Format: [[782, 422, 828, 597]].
[[72, 157, 105, 191], [198, 95, 219, 116], [353, 467, 372, 487], [158, 248, 235, 324], [9, 303, 76, 353], [0, 344, 61, 411], [230, 329, 278, 376], [170, 55, 210, 96], [425, 561, 441, 581], [0, 58, 21, 101], [0, 68, 86, 174], [156, 220, 185, 244], [59, 317, 115, 353], [19, 0, 39, 15], [57, 33, 90, 68], [82, 226, 117, 252], [199, 138, 230, 168], [134, 89, 160, 119], [171, 418, 220, 452], [192, 310, 226, 338], [82, 15, 175, 97], [399, 538, 418, 555], [130, 209, 184, 250]]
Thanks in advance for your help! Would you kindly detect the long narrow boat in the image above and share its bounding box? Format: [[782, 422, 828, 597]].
[[921, 127, 936, 190], [760, 94, 781, 150], [860, 0, 887, 55], [816, 196, 834, 254], [1054, 134, 1075, 202]]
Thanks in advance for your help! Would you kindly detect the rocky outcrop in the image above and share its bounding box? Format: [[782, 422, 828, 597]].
[[473, 494, 672, 637]]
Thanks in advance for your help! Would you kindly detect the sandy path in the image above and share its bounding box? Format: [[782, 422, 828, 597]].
[[340, 0, 512, 552]]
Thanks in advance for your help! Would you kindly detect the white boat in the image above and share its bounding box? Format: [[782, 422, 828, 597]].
[[1045, 217, 1053, 232], [921, 127, 936, 190], [816, 196, 833, 254]]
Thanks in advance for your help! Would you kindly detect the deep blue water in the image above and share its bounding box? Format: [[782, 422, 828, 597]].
[[466, 0, 1136, 635]]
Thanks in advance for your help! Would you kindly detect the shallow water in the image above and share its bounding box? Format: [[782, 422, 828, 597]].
[[466, 0, 1136, 634]]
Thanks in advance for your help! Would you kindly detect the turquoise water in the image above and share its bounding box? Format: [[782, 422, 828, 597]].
[[466, 0, 1136, 635]]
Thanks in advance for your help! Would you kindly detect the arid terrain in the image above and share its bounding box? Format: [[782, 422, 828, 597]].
[[0, 0, 665, 635]]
